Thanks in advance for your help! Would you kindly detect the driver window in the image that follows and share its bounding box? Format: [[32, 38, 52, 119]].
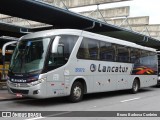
[[47, 35, 78, 70], [48, 45, 64, 66]]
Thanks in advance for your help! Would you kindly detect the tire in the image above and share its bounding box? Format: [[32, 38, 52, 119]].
[[69, 81, 84, 103], [131, 79, 140, 94]]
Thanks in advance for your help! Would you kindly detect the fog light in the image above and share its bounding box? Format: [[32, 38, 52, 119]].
[[33, 90, 40, 94]]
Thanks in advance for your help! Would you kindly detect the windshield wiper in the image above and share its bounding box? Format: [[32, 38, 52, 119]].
[[10, 51, 20, 71], [10, 51, 26, 73], [21, 55, 28, 73]]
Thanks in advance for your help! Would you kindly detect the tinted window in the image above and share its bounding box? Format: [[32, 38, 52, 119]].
[[47, 35, 78, 70], [77, 37, 155, 65], [130, 49, 141, 63], [60, 35, 78, 59], [117, 45, 129, 62], [140, 50, 151, 65], [88, 39, 100, 60], [100, 42, 115, 61], [77, 38, 100, 60]]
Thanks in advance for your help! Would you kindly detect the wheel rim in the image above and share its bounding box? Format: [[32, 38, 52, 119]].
[[133, 81, 138, 92], [73, 86, 81, 99]]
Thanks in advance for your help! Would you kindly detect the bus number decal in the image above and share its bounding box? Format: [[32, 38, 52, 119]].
[[75, 68, 85, 72]]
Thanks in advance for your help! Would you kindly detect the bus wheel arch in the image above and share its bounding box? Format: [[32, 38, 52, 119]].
[[68, 78, 87, 102], [131, 77, 140, 94]]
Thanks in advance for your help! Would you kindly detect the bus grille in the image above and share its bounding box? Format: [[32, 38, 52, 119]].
[[9, 82, 30, 87], [10, 88, 29, 94]]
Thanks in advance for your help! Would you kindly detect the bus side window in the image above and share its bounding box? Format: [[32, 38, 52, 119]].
[[77, 38, 100, 60], [77, 40, 90, 59], [117, 45, 129, 63], [130, 49, 140, 63], [140, 50, 150, 65], [88, 40, 100, 60], [100, 42, 115, 61]]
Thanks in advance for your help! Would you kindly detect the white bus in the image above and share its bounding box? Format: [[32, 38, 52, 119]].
[[157, 51, 160, 85], [7, 29, 158, 102]]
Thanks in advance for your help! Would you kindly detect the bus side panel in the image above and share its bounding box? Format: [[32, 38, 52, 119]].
[[138, 75, 157, 87], [46, 67, 66, 98], [68, 59, 134, 94], [64, 60, 94, 94], [94, 75, 117, 92], [116, 75, 133, 90]]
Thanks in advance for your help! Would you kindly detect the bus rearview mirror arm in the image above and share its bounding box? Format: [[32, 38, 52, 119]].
[[52, 36, 61, 53]]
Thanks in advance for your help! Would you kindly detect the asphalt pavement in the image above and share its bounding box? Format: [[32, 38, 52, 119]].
[[0, 87, 20, 101], [0, 86, 160, 120]]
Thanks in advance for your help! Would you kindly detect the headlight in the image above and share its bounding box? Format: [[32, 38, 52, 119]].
[[28, 78, 46, 86]]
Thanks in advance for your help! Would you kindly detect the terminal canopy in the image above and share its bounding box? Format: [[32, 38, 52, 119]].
[[0, 22, 29, 48], [0, 0, 160, 49]]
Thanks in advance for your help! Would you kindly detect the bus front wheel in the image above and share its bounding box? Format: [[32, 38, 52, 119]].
[[131, 79, 140, 94], [69, 81, 84, 102]]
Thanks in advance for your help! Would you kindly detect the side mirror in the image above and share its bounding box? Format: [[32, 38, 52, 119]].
[[51, 36, 61, 53]]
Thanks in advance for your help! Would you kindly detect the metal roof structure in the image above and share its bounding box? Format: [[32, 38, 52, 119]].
[[0, 22, 29, 37], [0, 37, 17, 50], [0, 0, 160, 49], [0, 21, 30, 49]]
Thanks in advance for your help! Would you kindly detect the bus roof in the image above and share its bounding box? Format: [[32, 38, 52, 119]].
[[21, 29, 156, 52]]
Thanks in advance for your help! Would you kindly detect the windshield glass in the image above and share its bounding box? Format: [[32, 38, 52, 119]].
[[10, 37, 50, 73]]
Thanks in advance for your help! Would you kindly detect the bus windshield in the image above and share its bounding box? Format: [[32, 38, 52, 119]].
[[10, 37, 50, 73]]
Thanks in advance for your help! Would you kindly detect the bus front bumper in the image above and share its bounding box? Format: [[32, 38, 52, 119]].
[[7, 80, 47, 99]]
